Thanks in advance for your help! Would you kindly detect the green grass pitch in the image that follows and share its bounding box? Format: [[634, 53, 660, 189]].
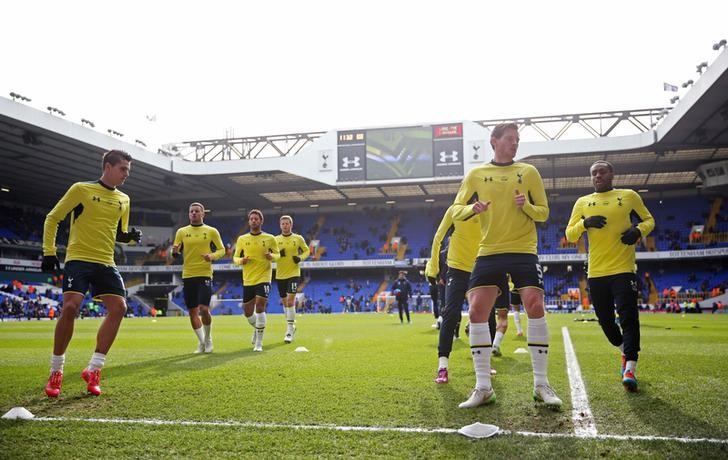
[[1, 312, 727, 458]]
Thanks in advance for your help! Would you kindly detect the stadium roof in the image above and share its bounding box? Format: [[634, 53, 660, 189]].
[[2, 49, 727, 213]]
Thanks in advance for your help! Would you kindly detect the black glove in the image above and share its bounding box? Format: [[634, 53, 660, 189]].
[[620, 226, 641, 245], [279, 248, 286, 257], [117, 227, 142, 243], [583, 215, 607, 229], [427, 276, 437, 285], [41, 255, 60, 272], [292, 255, 301, 264]]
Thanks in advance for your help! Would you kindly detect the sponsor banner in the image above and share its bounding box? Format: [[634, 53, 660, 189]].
[[116, 258, 408, 273], [5, 248, 726, 275], [0, 258, 50, 273], [0, 258, 41, 268], [0, 265, 42, 273]]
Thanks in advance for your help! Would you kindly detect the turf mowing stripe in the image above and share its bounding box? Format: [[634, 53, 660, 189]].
[[27, 416, 728, 444], [561, 326, 597, 437]]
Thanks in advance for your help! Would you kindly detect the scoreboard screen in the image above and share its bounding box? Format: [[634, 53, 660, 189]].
[[337, 123, 463, 182], [366, 126, 432, 180]]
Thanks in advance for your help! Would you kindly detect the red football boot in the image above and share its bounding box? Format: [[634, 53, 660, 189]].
[[81, 368, 102, 396], [45, 371, 63, 398]]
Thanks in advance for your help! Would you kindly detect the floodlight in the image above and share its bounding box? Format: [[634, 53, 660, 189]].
[[9, 92, 31, 102], [47, 106, 66, 116]]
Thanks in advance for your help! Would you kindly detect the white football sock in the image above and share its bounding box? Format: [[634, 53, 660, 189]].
[[51, 354, 65, 373], [255, 312, 266, 345], [527, 315, 550, 387], [246, 313, 257, 328], [513, 310, 523, 333], [88, 352, 106, 371], [193, 327, 204, 343], [626, 360, 637, 373], [493, 331, 504, 348], [470, 322, 492, 390], [438, 356, 449, 369], [284, 306, 295, 332], [203, 325, 212, 342]]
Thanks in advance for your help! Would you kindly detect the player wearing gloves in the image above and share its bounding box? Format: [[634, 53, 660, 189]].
[[275, 215, 310, 343], [234, 209, 280, 352], [565, 160, 655, 391], [42, 149, 139, 398]]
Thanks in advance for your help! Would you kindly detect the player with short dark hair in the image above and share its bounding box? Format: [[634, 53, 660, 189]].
[[565, 160, 654, 391], [452, 122, 562, 409], [234, 209, 279, 352], [172, 202, 226, 353], [275, 215, 310, 343], [42, 149, 140, 397]]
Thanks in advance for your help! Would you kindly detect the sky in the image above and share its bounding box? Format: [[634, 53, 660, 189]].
[[2, 1, 727, 151]]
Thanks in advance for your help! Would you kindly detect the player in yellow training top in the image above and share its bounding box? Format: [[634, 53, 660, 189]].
[[426, 202, 498, 385], [275, 215, 310, 343], [234, 209, 280, 352], [172, 202, 226, 354], [42, 149, 141, 398], [565, 160, 654, 392], [451, 122, 562, 410]]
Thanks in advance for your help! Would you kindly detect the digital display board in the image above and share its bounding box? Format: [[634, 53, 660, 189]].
[[337, 123, 463, 182], [366, 126, 432, 180]]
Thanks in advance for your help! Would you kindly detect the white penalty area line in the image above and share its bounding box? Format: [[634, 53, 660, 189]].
[[561, 326, 598, 437], [28, 416, 728, 444]]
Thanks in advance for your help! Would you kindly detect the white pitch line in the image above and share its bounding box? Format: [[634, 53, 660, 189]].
[[562, 326, 598, 437], [26, 416, 728, 444], [32, 416, 458, 434]]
